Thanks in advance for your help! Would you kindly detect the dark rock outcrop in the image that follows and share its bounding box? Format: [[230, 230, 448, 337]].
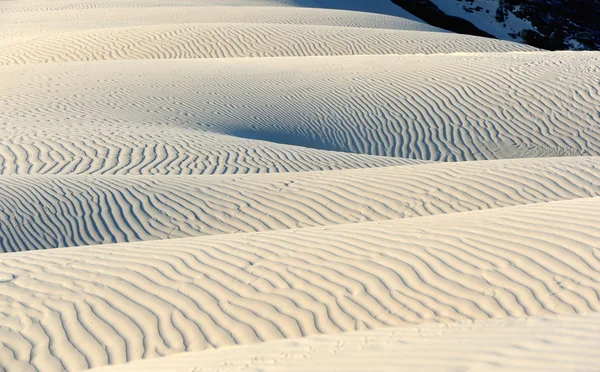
[[392, 0, 600, 50], [391, 0, 496, 38]]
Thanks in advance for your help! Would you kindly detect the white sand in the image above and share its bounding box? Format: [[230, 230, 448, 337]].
[[2, 198, 600, 371], [91, 313, 600, 371], [0, 0, 599, 370], [1, 156, 600, 252]]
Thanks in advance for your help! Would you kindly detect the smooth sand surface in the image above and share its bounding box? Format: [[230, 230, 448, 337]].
[[0, 0, 599, 370]]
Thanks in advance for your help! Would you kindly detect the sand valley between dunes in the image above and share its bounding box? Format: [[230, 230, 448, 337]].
[[0, 0, 599, 371]]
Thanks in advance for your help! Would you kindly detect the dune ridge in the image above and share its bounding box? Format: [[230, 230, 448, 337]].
[[0, 127, 420, 176], [0, 24, 537, 66], [0, 6, 439, 48], [2, 53, 598, 169], [1, 198, 600, 371], [1, 0, 599, 370], [1, 156, 599, 252]]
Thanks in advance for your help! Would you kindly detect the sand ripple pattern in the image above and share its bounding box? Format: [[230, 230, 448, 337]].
[[92, 313, 600, 372], [0, 156, 599, 252], [0, 24, 536, 66], [1, 0, 600, 370], [0, 0, 408, 14], [2, 53, 598, 165], [1, 198, 600, 371], [0, 6, 440, 48], [0, 126, 420, 176]]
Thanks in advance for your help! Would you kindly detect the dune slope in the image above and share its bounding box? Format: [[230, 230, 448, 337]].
[[0, 24, 537, 65], [1, 156, 600, 252], [0, 0, 599, 371], [91, 313, 600, 371], [2, 53, 598, 170], [1, 198, 600, 371]]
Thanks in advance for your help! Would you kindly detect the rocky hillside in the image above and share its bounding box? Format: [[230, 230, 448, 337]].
[[392, 0, 600, 50]]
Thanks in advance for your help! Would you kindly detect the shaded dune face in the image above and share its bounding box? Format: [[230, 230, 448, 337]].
[[0, 0, 599, 371]]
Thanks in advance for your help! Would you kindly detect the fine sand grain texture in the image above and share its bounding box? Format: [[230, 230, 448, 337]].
[[0, 0, 599, 370]]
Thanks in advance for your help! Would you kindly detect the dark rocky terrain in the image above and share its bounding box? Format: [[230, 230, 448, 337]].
[[392, 0, 600, 50]]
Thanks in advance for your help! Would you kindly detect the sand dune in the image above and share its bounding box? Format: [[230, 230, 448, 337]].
[[2, 53, 598, 169], [1, 0, 599, 370], [1, 198, 600, 371], [91, 313, 600, 371], [1, 156, 599, 252], [0, 25, 537, 65], [0, 126, 421, 176], [0, 6, 439, 48], [0, 0, 432, 19], [0, 0, 426, 49], [0, 6, 435, 31]]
